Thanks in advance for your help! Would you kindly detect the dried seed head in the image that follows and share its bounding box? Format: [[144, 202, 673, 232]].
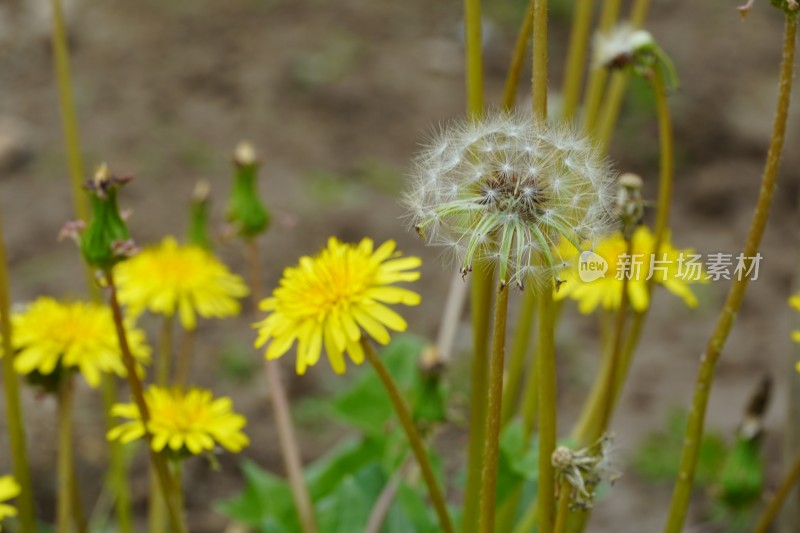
[[615, 172, 644, 237], [552, 434, 621, 511], [593, 24, 678, 90], [404, 112, 616, 290]]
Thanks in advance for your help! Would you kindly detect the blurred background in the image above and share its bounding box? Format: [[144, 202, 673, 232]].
[[0, 0, 799, 531]]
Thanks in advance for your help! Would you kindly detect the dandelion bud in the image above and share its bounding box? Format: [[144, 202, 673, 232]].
[[551, 435, 619, 510], [227, 141, 270, 239], [79, 163, 135, 271], [405, 113, 616, 290], [593, 24, 678, 89], [188, 180, 213, 250]]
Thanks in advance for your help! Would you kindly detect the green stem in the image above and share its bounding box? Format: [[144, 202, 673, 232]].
[[753, 451, 800, 533], [537, 288, 557, 533], [106, 272, 187, 533], [361, 339, 455, 533], [173, 328, 196, 386], [464, 0, 483, 117], [520, 324, 540, 438], [663, 15, 797, 533], [0, 213, 36, 533], [478, 286, 510, 533], [553, 479, 572, 533], [157, 316, 173, 386], [595, 0, 651, 152], [580, 0, 621, 133], [246, 240, 317, 533], [150, 315, 173, 533], [531, 0, 549, 120], [463, 266, 494, 533], [560, 0, 596, 121], [502, 0, 535, 110], [57, 375, 76, 533], [501, 289, 537, 426], [103, 376, 132, 533]]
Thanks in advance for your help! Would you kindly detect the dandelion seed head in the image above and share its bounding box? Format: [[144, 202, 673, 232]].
[[404, 112, 617, 289]]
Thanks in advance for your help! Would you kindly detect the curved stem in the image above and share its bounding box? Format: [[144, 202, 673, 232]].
[[502, 0, 535, 110], [501, 289, 537, 426], [478, 286, 510, 533], [753, 451, 800, 533], [106, 272, 187, 533], [361, 339, 455, 533], [663, 15, 798, 533], [246, 240, 317, 533], [561, 0, 596, 121], [580, 0, 621, 133], [537, 288, 557, 533]]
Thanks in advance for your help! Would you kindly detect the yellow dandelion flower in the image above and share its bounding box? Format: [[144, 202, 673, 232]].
[[255, 237, 422, 375], [114, 236, 248, 330], [8, 297, 150, 388], [107, 386, 249, 456], [790, 293, 800, 347], [0, 475, 21, 530], [555, 226, 706, 314]]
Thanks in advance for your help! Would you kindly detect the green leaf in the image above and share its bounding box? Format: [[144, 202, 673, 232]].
[[315, 464, 385, 532], [306, 437, 385, 500]]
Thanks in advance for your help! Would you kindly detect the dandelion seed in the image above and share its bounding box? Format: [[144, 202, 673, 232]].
[[108, 386, 249, 456], [254, 237, 421, 375], [404, 112, 616, 289]]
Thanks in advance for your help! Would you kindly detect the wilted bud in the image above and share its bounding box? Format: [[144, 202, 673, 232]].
[[227, 141, 270, 239], [188, 180, 213, 250], [771, 0, 800, 16], [615, 173, 644, 238], [551, 434, 620, 511], [593, 24, 678, 90], [79, 164, 136, 271]]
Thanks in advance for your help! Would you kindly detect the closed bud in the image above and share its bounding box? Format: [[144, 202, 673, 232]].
[[227, 141, 270, 239], [79, 163, 135, 271], [593, 24, 678, 90], [188, 180, 213, 250]]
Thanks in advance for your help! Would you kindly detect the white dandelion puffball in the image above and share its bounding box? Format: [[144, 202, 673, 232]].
[[592, 23, 654, 69], [405, 113, 617, 290]]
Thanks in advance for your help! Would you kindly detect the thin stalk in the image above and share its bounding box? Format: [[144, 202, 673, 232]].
[[106, 272, 187, 533], [173, 328, 196, 386], [464, 0, 483, 117], [478, 286, 510, 533], [156, 316, 173, 386], [663, 16, 798, 533], [501, 289, 537, 426], [531, 0, 549, 120], [362, 339, 455, 533], [103, 376, 132, 533], [502, 0, 535, 110], [0, 214, 35, 532], [57, 375, 76, 533], [595, 0, 652, 152], [246, 240, 317, 533], [520, 324, 540, 437], [580, 0, 622, 133], [553, 479, 572, 533], [463, 266, 494, 533], [537, 288, 557, 533], [753, 451, 800, 533], [150, 315, 173, 533], [560, 0, 595, 121]]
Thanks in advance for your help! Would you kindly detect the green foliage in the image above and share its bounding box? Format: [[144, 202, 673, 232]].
[[634, 408, 728, 486], [217, 335, 447, 532]]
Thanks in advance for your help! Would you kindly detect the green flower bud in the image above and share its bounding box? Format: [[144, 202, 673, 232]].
[[79, 164, 135, 271], [187, 180, 213, 250], [227, 142, 270, 239], [718, 437, 763, 509]]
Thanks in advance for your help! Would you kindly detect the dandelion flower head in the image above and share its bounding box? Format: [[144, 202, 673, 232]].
[[114, 237, 249, 330], [255, 237, 421, 375], [0, 476, 20, 531], [789, 293, 800, 350], [405, 112, 616, 289], [555, 226, 706, 314], [593, 23, 654, 69], [8, 297, 150, 388], [108, 386, 249, 456]]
